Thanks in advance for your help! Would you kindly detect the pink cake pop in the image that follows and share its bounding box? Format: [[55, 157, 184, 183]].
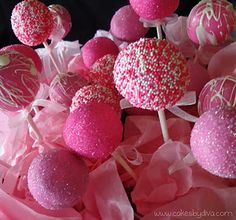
[[190, 108, 236, 179], [0, 50, 39, 112], [129, 0, 180, 20], [110, 5, 149, 42], [198, 75, 236, 115], [48, 4, 72, 40], [63, 103, 123, 159], [27, 149, 88, 210], [113, 38, 189, 111], [11, 0, 54, 46], [49, 72, 89, 108], [187, 0, 236, 46], [0, 44, 42, 73], [70, 84, 120, 113], [82, 37, 119, 68]]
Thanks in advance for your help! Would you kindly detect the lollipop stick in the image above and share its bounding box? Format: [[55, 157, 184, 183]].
[[156, 23, 163, 39], [27, 114, 43, 141]]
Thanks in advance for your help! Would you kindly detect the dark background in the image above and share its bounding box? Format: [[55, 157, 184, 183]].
[[0, 0, 226, 48]]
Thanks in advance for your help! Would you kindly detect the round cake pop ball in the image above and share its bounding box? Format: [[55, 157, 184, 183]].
[[110, 5, 149, 42], [190, 108, 236, 179], [129, 0, 180, 20], [187, 0, 236, 46], [82, 37, 119, 68], [198, 75, 236, 115], [64, 103, 123, 160], [11, 0, 54, 46], [0, 44, 42, 73], [28, 149, 88, 210], [113, 38, 189, 111], [48, 4, 72, 40], [49, 72, 89, 107], [0, 50, 39, 111], [70, 84, 120, 113]]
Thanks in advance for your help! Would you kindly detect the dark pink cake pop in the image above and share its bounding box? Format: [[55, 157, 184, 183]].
[[110, 5, 149, 42], [198, 75, 236, 115], [82, 37, 119, 68], [48, 4, 72, 40], [27, 149, 88, 210], [11, 0, 54, 46], [129, 0, 180, 20], [0, 50, 39, 111], [113, 38, 189, 111], [0, 44, 42, 73], [191, 108, 236, 179], [187, 0, 236, 46], [63, 103, 123, 160], [49, 72, 89, 107], [70, 84, 120, 113]]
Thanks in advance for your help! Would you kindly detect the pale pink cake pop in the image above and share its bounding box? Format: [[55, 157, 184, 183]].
[[0, 44, 42, 73], [198, 75, 236, 115], [70, 84, 120, 113], [0, 50, 39, 111], [49, 72, 89, 107], [113, 38, 189, 111], [11, 0, 54, 46], [110, 5, 149, 42], [82, 37, 119, 68], [27, 149, 88, 210], [187, 0, 236, 46], [129, 0, 180, 20], [190, 108, 236, 179], [63, 103, 123, 159], [48, 4, 72, 40]]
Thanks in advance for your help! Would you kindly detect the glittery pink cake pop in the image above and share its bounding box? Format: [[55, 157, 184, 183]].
[[70, 84, 120, 113], [48, 4, 72, 40], [82, 37, 119, 68], [113, 38, 189, 111], [0, 44, 42, 73], [63, 103, 123, 159], [198, 75, 236, 115], [11, 0, 54, 46], [190, 108, 236, 179], [129, 0, 180, 20], [187, 0, 236, 46], [110, 5, 149, 42], [27, 149, 88, 210], [49, 72, 89, 107], [0, 50, 39, 111]]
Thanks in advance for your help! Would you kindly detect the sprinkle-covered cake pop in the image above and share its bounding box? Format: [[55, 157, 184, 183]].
[[64, 103, 123, 159], [82, 37, 119, 68], [190, 108, 236, 179], [110, 5, 149, 42], [113, 38, 189, 111], [0, 50, 39, 111], [11, 0, 54, 46], [27, 149, 88, 210], [70, 84, 120, 113], [48, 4, 72, 40], [129, 0, 180, 20], [187, 0, 236, 46], [198, 75, 236, 115]]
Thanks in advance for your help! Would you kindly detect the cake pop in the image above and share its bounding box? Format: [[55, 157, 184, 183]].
[[129, 0, 180, 20], [27, 149, 88, 210], [113, 38, 189, 111], [187, 0, 236, 46], [110, 5, 149, 42], [198, 75, 236, 115], [190, 108, 236, 179], [63, 103, 123, 159], [82, 37, 119, 68], [11, 0, 54, 46]]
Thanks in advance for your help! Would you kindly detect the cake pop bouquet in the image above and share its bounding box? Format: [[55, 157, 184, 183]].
[[0, 0, 236, 219]]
